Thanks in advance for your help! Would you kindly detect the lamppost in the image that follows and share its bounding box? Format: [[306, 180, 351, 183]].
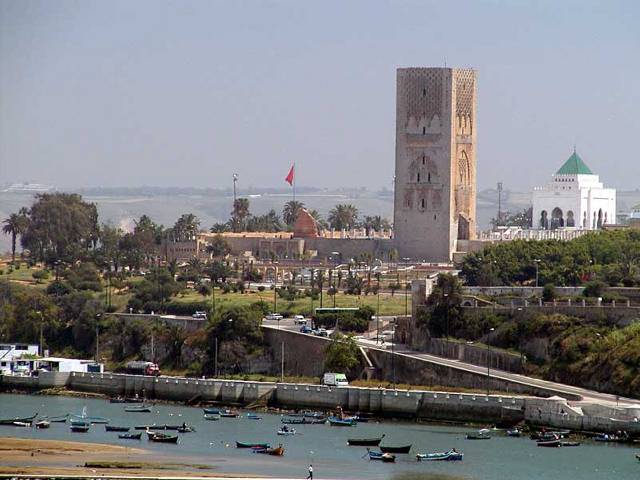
[[534, 259, 541, 288], [376, 272, 381, 344], [37, 311, 43, 357], [443, 293, 450, 353], [402, 258, 411, 317], [95, 313, 102, 363], [391, 321, 397, 388], [486, 327, 495, 395]]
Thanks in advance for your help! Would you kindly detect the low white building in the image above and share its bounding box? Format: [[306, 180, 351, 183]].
[[38, 357, 103, 374], [532, 150, 616, 230], [0, 343, 40, 375]]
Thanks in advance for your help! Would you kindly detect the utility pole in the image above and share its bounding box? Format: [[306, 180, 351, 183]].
[[95, 314, 101, 362], [392, 323, 396, 388], [497, 182, 503, 227], [281, 341, 285, 382], [214, 337, 218, 377], [486, 327, 495, 395], [37, 311, 43, 357]]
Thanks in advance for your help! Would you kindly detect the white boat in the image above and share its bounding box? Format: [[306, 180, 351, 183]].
[[277, 427, 296, 436], [204, 413, 220, 421]]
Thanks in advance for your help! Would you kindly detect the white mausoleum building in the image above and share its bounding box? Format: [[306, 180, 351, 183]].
[[532, 150, 616, 230]]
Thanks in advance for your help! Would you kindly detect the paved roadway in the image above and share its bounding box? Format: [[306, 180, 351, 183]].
[[262, 318, 638, 407]]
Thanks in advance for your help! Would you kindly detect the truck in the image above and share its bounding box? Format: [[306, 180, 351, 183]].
[[322, 372, 349, 387], [125, 361, 161, 376]]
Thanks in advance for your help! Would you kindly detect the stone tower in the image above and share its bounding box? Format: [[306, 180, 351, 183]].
[[393, 67, 477, 262]]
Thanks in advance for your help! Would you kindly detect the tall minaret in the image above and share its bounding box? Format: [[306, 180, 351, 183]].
[[393, 67, 477, 262]]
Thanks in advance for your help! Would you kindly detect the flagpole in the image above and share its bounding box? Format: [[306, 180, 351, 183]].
[[293, 162, 296, 203]]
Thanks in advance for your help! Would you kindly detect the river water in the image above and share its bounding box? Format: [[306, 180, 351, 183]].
[[0, 393, 638, 479]]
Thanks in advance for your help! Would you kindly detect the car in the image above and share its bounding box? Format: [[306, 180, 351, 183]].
[[299, 325, 313, 334], [192, 311, 207, 319], [313, 328, 328, 337], [265, 313, 283, 321], [293, 315, 307, 325]]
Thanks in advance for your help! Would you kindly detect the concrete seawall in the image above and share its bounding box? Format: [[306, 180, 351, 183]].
[[4, 371, 640, 434]]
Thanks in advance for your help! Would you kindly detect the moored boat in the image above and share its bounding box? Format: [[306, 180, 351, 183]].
[[380, 444, 411, 454], [203, 407, 220, 415], [347, 434, 385, 446], [119, 432, 142, 440], [47, 414, 69, 423], [70, 421, 90, 432], [124, 405, 152, 413], [12, 421, 31, 427], [561, 441, 580, 447], [69, 414, 109, 424], [220, 409, 240, 418], [537, 439, 561, 447], [135, 424, 158, 430], [105, 425, 130, 432], [147, 431, 179, 443], [282, 417, 325, 425], [368, 450, 395, 462], [204, 413, 220, 421], [327, 416, 356, 427], [466, 428, 491, 440], [35, 420, 50, 429], [254, 446, 285, 456], [0, 413, 38, 426], [277, 426, 296, 435], [416, 450, 463, 461], [246, 413, 262, 420], [236, 441, 270, 449], [177, 425, 195, 433], [506, 428, 521, 437]]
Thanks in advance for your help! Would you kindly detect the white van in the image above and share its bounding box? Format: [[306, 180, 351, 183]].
[[323, 372, 349, 387]]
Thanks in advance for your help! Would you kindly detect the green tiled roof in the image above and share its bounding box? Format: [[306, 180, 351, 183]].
[[556, 150, 593, 175]]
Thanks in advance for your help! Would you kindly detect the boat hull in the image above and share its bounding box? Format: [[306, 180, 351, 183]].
[[380, 445, 411, 454]]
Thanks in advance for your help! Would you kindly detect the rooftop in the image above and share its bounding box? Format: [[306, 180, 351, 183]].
[[556, 150, 594, 175]]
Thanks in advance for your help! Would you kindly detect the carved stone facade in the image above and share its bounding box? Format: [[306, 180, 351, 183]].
[[393, 67, 477, 262]]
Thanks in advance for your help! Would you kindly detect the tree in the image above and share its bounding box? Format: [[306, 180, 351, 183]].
[[283, 200, 305, 227], [490, 207, 533, 229], [231, 198, 250, 232], [97, 224, 123, 272], [210, 222, 230, 233], [2, 211, 28, 263], [245, 210, 283, 232], [360, 215, 391, 235], [425, 274, 464, 337], [542, 283, 556, 302], [205, 234, 231, 258], [172, 213, 200, 241], [327, 204, 359, 230], [324, 333, 360, 372], [20, 193, 99, 266]]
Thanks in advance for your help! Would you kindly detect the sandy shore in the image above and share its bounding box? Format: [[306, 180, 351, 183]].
[[0, 437, 257, 478]]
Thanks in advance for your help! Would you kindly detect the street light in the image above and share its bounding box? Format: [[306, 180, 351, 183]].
[[486, 327, 495, 395], [391, 321, 397, 389], [443, 293, 450, 354]]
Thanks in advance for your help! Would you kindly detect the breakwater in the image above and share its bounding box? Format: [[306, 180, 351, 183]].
[[3, 371, 640, 434]]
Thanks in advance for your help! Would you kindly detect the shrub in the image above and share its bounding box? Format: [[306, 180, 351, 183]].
[[583, 280, 607, 298], [542, 283, 555, 302]]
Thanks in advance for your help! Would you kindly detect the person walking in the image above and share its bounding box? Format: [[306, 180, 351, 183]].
[[306, 464, 313, 479]]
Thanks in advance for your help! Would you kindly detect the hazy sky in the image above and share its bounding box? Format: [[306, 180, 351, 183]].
[[1, 0, 639, 191]]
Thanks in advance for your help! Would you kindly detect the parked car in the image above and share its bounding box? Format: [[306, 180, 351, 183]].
[[265, 313, 283, 321], [293, 315, 307, 325], [299, 325, 313, 334], [313, 328, 328, 337]]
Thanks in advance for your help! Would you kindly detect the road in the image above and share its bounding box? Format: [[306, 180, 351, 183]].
[[262, 318, 638, 407]]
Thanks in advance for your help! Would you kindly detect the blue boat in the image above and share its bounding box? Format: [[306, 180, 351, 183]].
[[203, 408, 220, 415], [416, 450, 464, 461], [368, 450, 395, 462], [327, 416, 356, 426], [246, 413, 262, 420]]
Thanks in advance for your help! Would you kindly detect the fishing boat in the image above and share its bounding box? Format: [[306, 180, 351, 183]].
[[281, 417, 325, 425], [530, 430, 570, 440], [246, 413, 262, 420], [177, 425, 195, 433], [110, 397, 126, 403], [135, 424, 158, 430], [416, 450, 464, 461], [124, 405, 152, 413], [594, 432, 631, 443], [204, 413, 220, 421], [70, 421, 90, 433], [277, 426, 296, 436], [220, 409, 240, 418], [119, 432, 142, 440], [636, 454, 640, 462], [561, 441, 581, 447], [105, 425, 130, 432], [35, 420, 50, 429], [347, 434, 385, 446], [69, 408, 109, 424], [236, 441, 270, 449], [506, 428, 521, 437], [368, 450, 395, 462], [380, 444, 412, 454], [327, 416, 356, 427], [203, 407, 220, 415], [0, 413, 38, 426], [12, 421, 31, 427], [147, 431, 179, 443], [537, 439, 561, 447], [466, 428, 491, 440], [254, 446, 285, 456]]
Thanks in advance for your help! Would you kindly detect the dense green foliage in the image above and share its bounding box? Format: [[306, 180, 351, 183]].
[[461, 230, 640, 287], [313, 306, 374, 333], [324, 333, 360, 373]]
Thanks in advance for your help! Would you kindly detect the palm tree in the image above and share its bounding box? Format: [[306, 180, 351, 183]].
[[327, 204, 359, 230], [282, 200, 305, 227], [2, 212, 28, 263], [173, 213, 200, 241], [231, 198, 250, 232]]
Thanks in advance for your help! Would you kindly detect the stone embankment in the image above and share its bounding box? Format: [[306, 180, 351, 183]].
[[3, 371, 640, 434]]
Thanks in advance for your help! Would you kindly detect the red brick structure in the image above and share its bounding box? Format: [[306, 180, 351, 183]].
[[293, 208, 320, 238]]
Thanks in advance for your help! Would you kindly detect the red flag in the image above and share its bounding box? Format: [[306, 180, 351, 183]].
[[285, 165, 295, 186]]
